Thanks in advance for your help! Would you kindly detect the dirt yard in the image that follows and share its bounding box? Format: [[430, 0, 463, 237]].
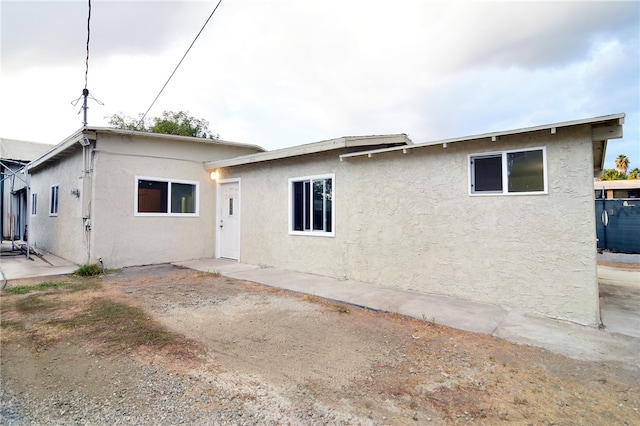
[[1, 264, 639, 425]]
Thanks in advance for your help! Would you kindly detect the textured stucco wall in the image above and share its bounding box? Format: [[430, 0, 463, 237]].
[[221, 125, 600, 325], [90, 134, 261, 269], [28, 133, 262, 269], [29, 147, 89, 264], [218, 153, 350, 278]]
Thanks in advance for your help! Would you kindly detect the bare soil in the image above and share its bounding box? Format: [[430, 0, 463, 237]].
[[2, 264, 639, 425]]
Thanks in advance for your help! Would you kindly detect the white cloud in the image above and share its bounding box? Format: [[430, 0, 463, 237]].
[[0, 0, 638, 168]]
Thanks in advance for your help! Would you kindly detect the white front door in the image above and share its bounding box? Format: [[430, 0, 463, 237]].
[[218, 181, 240, 260]]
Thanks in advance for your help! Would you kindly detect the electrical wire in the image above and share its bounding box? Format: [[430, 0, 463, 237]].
[[135, 0, 224, 131]]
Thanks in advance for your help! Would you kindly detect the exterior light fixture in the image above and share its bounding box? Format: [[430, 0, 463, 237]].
[[210, 171, 219, 181]]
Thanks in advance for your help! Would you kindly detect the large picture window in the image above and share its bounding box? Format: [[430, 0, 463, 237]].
[[135, 177, 198, 216], [289, 174, 334, 236], [49, 185, 59, 216], [470, 147, 547, 195]]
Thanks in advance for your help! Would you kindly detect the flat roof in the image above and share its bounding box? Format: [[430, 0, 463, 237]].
[[204, 134, 412, 169], [339, 114, 625, 168], [28, 127, 265, 172], [594, 179, 640, 190]]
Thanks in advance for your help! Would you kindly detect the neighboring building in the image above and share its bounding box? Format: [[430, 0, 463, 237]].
[[27, 127, 263, 268], [594, 179, 640, 200], [204, 114, 625, 326], [0, 138, 53, 240]]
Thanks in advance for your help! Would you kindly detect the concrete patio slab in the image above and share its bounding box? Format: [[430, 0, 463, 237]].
[[495, 311, 640, 365], [1, 243, 77, 284], [173, 258, 260, 275]]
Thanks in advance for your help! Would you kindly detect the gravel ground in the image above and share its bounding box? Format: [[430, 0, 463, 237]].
[[2, 264, 639, 425]]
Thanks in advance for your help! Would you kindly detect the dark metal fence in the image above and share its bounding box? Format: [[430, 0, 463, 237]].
[[596, 199, 640, 254]]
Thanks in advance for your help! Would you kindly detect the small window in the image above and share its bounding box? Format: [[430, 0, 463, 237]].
[[49, 185, 59, 216], [135, 177, 199, 216], [470, 147, 547, 195], [31, 193, 37, 216], [289, 174, 334, 236]]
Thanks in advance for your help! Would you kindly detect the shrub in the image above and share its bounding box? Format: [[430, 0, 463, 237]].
[[74, 263, 103, 276]]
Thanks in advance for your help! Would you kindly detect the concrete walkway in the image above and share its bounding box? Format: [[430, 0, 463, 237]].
[[0, 242, 77, 285], [174, 258, 640, 368]]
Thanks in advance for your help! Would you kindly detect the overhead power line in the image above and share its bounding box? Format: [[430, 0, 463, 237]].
[[135, 0, 224, 131]]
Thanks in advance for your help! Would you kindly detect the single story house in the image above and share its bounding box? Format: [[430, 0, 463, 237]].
[[1, 138, 53, 240], [27, 113, 624, 326], [204, 113, 624, 326], [27, 127, 263, 268], [594, 179, 640, 200]]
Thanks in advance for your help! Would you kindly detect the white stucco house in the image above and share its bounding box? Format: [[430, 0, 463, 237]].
[[26, 128, 263, 268], [204, 113, 624, 326], [26, 113, 624, 326]]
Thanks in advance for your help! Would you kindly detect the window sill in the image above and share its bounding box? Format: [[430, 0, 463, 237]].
[[469, 191, 548, 196], [289, 231, 335, 238]]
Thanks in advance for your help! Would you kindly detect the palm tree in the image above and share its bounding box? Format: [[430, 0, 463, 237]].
[[615, 154, 629, 175]]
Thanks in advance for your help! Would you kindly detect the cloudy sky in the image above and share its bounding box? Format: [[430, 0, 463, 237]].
[[1, 0, 638, 169]]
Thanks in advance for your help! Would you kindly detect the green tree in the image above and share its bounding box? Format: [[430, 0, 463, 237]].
[[150, 111, 219, 139], [629, 168, 640, 180], [599, 169, 627, 181], [106, 112, 148, 131], [106, 110, 219, 139], [614, 154, 629, 174]]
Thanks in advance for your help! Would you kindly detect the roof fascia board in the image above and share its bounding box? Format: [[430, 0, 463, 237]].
[[594, 179, 640, 190], [89, 127, 265, 152], [340, 113, 625, 160], [27, 128, 86, 171], [204, 134, 412, 169], [27, 126, 266, 172], [205, 138, 347, 169]]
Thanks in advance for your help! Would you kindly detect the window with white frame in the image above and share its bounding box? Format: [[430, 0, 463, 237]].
[[49, 185, 59, 216], [470, 147, 547, 195], [135, 177, 199, 216], [289, 174, 334, 235], [31, 193, 37, 216]]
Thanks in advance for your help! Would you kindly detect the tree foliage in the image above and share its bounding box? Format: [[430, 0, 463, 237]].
[[615, 154, 629, 174], [598, 154, 638, 181], [107, 112, 146, 131], [106, 110, 219, 139], [599, 169, 628, 181]]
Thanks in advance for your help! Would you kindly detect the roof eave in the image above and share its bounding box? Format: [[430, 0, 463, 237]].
[[339, 113, 625, 162], [204, 133, 412, 169], [27, 128, 86, 172], [87, 127, 266, 152], [27, 126, 267, 172]]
